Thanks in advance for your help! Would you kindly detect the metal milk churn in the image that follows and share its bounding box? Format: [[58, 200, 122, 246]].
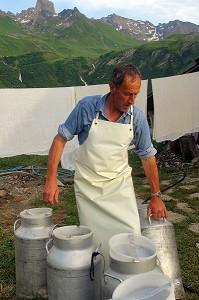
[[111, 272, 176, 300], [103, 233, 163, 300], [14, 207, 54, 299], [46, 225, 102, 300], [138, 204, 185, 299]]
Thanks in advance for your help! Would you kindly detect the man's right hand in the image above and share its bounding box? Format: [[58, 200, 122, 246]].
[[43, 180, 59, 206]]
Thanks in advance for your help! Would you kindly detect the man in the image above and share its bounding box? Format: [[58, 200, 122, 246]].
[[43, 64, 168, 266]]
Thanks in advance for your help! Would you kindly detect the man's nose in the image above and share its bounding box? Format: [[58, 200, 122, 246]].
[[128, 95, 136, 104]]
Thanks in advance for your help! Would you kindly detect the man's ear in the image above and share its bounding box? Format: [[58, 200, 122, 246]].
[[109, 82, 115, 94]]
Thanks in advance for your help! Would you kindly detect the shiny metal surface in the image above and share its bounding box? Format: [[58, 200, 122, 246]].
[[46, 225, 102, 300], [103, 233, 163, 300], [138, 204, 185, 299], [14, 208, 54, 299], [112, 272, 176, 300], [103, 265, 163, 300]]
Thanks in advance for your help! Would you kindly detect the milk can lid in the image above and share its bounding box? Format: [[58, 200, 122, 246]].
[[20, 207, 52, 218]]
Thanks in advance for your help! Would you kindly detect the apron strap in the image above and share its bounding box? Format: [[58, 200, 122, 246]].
[[95, 107, 133, 130], [130, 106, 133, 131], [94, 111, 100, 124]]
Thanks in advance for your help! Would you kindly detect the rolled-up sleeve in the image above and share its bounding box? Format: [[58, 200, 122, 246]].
[[57, 96, 96, 144], [133, 107, 157, 159], [58, 124, 74, 141], [134, 143, 157, 159], [57, 99, 83, 142]]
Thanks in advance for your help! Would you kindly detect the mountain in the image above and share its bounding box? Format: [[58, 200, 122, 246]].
[[0, 14, 141, 88], [1, 32, 199, 89], [101, 14, 199, 41], [35, 0, 55, 16], [1, 0, 199, 42], [0, 13, 141, 58], [83, 33, 199, 92], [0, 0, 199, 89]]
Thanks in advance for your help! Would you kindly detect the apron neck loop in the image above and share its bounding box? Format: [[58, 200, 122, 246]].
[[95, 111, 100, 124], [130, 106, 133, 131], [95, 108, 133, 129]]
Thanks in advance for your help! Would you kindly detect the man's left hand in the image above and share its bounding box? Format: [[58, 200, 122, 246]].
[[147, 196, 168, 219]]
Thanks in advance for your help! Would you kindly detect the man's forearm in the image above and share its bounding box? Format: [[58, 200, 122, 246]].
[[142, 156, 168, 219], [46, 134, 67, 182], [141, 156, 160, 193]]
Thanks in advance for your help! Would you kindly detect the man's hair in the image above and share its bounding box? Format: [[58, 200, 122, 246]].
[[110, 64, 141, 87]]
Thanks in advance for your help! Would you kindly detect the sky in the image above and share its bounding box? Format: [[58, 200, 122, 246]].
[[0, 0, 199, 26]]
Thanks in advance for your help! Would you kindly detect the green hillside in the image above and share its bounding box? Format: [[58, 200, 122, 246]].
[[0, 14, 199, 89], [0, 15, 143, 88], [0, 16, 141, 59], [84, 33, 199, 86]]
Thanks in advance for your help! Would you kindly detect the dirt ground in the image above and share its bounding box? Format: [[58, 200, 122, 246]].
[[0, 173, 46, 229], [0, 168, 199, 235], [0, 172, 71, 230]]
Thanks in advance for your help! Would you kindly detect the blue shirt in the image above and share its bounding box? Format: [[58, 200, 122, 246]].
[[58, 93, 157, 159]]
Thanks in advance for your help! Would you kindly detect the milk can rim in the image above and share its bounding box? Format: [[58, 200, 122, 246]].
[[109, 233, 157, 261], [52, 225, 93, 240], [20, 207, 52, 218], [112, 272, 175, 299]]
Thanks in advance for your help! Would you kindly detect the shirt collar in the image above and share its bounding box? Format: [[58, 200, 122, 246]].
[[96, 92, 132, 118]]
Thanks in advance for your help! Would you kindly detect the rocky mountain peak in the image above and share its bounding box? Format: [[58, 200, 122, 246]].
[[58, 7, 83, 21], [101, 14, 199, 41], [1, 1, 199, 41], [13, 0, 57, 26], [101, 14, 159, 41], [157, 20, 199, 38], [35, 0, 56, 16]]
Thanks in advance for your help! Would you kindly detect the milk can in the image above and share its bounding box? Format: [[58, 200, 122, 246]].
[[138, 204, 185, 299], [111, 272, 177, 300], [103, 233, 163, 300], [46, 225, 102, 300], [14, 207, 54, 299]]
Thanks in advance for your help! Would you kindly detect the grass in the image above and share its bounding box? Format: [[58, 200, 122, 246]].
[[0, 228, 16, 298], [0, 154, 48, 170], [0, 152, 199, 299]]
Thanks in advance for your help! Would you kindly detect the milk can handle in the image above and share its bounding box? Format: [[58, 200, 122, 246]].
[[104, 273, 123, 284], [14, 219, 21, 231], [157, 257, 162, 267], [148, 215, 166, 225], [50, 224, 59, 238], [46, 238, 53, 255]]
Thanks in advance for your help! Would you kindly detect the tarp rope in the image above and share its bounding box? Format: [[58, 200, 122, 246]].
[[0, 166, 74, 179]]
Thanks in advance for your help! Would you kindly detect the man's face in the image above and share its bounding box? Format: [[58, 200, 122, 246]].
[[110, 75, 141, 112]]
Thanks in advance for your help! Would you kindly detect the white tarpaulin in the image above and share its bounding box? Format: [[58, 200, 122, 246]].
[[0, 81, 148, 170], [152, 72, 199, 142], [74, 80, 148, 113], [0, 87, 75, 157]]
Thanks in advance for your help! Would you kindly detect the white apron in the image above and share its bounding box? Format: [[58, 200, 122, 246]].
[[74, 109, 141, 267]]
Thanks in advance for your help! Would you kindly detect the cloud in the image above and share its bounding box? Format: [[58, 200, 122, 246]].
[[0, 0, 199, 25], [53, 0, 199, 25]]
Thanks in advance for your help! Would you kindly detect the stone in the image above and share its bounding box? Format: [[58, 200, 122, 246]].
[[0, 190, 7, 197], [188, 223, 199, 234], [167, 211, 187, 223], [180, 185, 196, 190], [188, 193, 199, 198], [191, 155, 199, 163], [176, 202, 194, 213], [161, 194, 174, 201]]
